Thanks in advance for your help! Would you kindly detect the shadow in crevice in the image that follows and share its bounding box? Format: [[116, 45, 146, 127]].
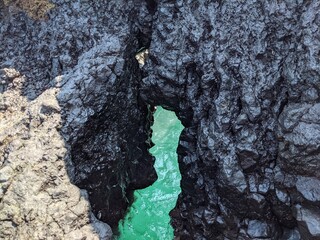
[[56, 32, 160, 231], [68, 56, 158, 229]]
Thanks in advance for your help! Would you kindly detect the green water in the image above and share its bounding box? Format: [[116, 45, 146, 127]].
[[118, 107, 183, 240]]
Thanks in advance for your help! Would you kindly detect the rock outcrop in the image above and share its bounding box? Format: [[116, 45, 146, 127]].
[[140, 1, 320, 239], [1, 0, 320, 239], [1, 0, 155, 239], [0, 68, 111, 239]]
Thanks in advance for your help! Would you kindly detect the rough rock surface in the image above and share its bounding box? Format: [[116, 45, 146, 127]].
[[0, 0, 155, 239], [140, 1, 320, 239], [0, 69, 111, 239], [1, 0, 320, 239]]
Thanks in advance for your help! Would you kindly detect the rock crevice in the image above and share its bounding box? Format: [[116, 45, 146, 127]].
[[1, 1, 320, 239]]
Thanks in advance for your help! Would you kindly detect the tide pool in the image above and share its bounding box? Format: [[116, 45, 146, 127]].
[[117, 107, 183, 240]]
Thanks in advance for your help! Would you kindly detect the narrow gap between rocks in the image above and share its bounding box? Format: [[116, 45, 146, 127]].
[[117, 106, 184, 239]]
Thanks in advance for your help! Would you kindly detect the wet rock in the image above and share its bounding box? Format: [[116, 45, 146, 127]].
[[141, 0, 320, 239], [275, 189, 290, 205], [296, 176, 320, 202], [1, 0, 320, 239], [281, 228, 301, 240], [247, 220, 271, 238], [278, 103, 320, 178], [295, 204, 320, 239]]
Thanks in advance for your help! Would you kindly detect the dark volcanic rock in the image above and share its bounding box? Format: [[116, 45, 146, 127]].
[[1, 0, 320, 239], [140, 0, 320, 239], [58, 40, 158, 228]]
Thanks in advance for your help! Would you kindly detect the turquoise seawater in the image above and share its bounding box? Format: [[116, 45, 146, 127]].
[[118, 107, 183, 240]]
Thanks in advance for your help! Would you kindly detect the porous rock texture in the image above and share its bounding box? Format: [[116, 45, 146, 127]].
[[1, 0, 320, 240]]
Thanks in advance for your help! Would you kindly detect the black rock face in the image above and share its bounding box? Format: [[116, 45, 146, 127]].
[[1, 0, 320, 239], [69, 54, 157, 228], [54, 1, 160, 230], [140, 1, 320, 239]]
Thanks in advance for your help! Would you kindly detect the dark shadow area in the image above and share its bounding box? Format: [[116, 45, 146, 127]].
[[67, 49, 158, 229]]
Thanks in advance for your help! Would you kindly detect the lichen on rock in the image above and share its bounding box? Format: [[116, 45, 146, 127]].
[[3, 0, 55, 20]]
